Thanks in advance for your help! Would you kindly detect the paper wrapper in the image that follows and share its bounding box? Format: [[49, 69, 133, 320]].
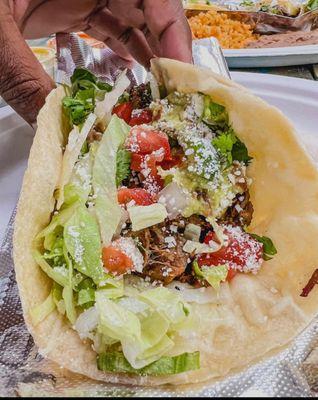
[[1, 34, 318, 396], [185, 1, 318, 34]]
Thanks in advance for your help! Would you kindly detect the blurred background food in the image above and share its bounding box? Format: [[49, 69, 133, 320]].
[[183, 0, 318, 16], [30, 47, 55, 79], [186, 0, 318, 50], [47, 32, 106, 50], [188, 10, 259, 48]]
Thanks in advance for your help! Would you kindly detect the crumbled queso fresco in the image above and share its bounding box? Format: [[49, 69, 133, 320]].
[[113, 237, 144, 273], [223, 225, 263, 274], [67, 225, 84, 264]]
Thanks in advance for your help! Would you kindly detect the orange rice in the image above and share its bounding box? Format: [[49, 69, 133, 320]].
[[188, 10, 259, 49]]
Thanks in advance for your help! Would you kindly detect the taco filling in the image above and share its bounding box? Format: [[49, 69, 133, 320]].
[[31, 68, 277, 377]]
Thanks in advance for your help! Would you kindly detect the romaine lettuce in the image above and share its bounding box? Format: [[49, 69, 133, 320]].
[[128, 204, 168, 231], [193, 261, 228, 290], [97, 351, 200, 376], [92, 115, 130, 245], [56, 113, 96, 209], [64, 205, 104, 284], [62, 247, 77, 324]]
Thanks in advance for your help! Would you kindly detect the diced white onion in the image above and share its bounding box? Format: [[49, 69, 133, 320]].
[[184, 224, 201, 242], [183, 240, 221, 255], [158, 182, 190, 219], [74, 306, 98, 340]]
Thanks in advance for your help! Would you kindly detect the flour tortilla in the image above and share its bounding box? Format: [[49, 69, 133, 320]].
[[13, 59, 318, 386]]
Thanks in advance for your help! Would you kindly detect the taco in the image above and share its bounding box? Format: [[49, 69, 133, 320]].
[[13, 59, 318, 386]]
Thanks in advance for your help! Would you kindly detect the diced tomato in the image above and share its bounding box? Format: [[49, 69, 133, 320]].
[[102, 246, 133, 275], [117, 188, 154, 206], [130, 152, 165, 173], [126, 126, 171, 160], [226, 268, 237, 281], [198, 226, 263, 281], [131, 153, 164, 192], [112, 102, 133, 124], [203, 231, 221, 246], [160, 147, 184, 170], [130, 153, 164, 191], [130, 153, 144, 172], [129, 109, 153, 126]]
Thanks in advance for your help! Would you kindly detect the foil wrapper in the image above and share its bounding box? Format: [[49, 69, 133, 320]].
[[1, 33, 318, 396], [185, 1, 318, 34]]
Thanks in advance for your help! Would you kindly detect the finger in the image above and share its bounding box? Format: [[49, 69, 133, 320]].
[[104, 37, 134, 62], [140, 25, 161, 57], [0, 10, 55, 124], [117, 27, 153, 68], [143, 0, 192, 63], [19, 0, 97, 38], [88, 8, 154, 67], [85, 27, 133, 61], [107, 0, 145, 29]]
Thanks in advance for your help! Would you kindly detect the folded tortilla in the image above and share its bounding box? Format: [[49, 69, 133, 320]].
[[13, 59, 318, 386]]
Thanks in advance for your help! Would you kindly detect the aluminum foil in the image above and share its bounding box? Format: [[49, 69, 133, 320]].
[[1, 33, 318, 396], [185, 2, 318, 34]]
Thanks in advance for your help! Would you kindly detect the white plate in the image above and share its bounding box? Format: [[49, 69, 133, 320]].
[[0, 73, 318, 242], [225, 44, 318, 68], [0, 107, 34, 242]]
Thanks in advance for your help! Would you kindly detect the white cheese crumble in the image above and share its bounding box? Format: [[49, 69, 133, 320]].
[[113, 237, 144, 273]]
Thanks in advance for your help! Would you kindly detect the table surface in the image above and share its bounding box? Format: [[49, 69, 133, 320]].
[[232, 64, 318, 80]]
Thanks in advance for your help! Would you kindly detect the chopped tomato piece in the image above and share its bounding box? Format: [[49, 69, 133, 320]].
[[198, 226, 263, 280], [102, 246, 133, 275], [160, 147, 184, 170], [130, 153, 144, 172], [226, 268, 237, 281], [130, 153, 164, 192], [126, 126, 171, 160], [160, 159, 179, 170], [129, 109, 153, 126], [112, 102, 133, 124], [203, 231, 220, 246], [117, 188, 154, 206], [130, 152, 164, 173]]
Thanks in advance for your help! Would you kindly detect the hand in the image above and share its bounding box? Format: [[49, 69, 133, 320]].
[[0, 0, 192, 124], [0, 1, 55, 124]]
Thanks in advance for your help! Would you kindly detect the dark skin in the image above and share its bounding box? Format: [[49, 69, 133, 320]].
[[0, 0, 192, 124]]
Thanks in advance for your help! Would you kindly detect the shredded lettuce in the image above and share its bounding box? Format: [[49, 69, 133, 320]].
[[56, 113, 96, 209], [128, 204, 168, 231], [64, 205, 104, 284], [193, 261, 228, 290], [92, 115, 130, 245], [116, 149, 131, 187], [63, 146, 94, 206], [94, 288, 191, 369], [97, 351, 200, 376], [78, 288, 95, 307], [30, 291, 56, 326], [98, 276, 124, 299], [138, 287, 189, 327], [33, 250, 68, 287], [95, 70, 130, 128], [203, 96, 228, 128], [63, 68, 112, 127], [62, 246, 77, 324], [95, 292, 141, 344]]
